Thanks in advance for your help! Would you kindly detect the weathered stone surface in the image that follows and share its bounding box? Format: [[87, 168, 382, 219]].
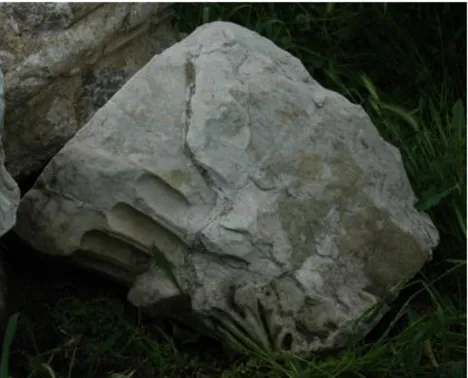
[[0, 3, 176, 180], [15, 22, 439, 356], [0, 70, 20, 237]]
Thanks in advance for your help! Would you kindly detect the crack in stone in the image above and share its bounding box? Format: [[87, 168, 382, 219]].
[[181, 56, 221, 193], [180, 55, 235, 245]]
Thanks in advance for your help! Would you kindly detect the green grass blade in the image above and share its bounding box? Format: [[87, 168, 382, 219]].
[[0, 313, 20, 378]]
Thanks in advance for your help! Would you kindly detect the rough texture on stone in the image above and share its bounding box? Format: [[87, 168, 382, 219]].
[[0, 3, 176, 180], [15, 22, 439, 356], [0, 70, 19, 236]]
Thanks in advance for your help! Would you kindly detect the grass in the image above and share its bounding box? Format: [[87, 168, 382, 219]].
[[2, 3, 466, 378]]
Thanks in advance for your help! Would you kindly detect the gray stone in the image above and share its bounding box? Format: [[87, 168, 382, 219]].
[[81, 67, 140, 123], [0, 70, 20, 236], [0, 3, 176, 179], [0, 69, 21, 328], [15, 21, 439, 356]]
